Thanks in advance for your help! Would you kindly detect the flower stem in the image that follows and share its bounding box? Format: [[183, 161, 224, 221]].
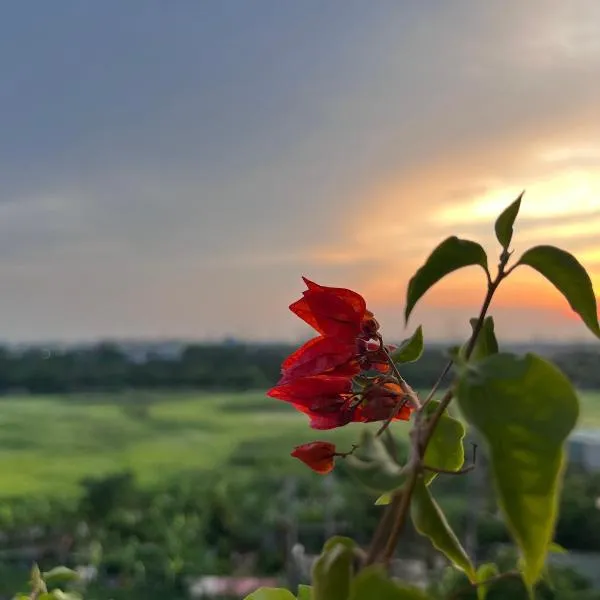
[[374, 341, 421, 438]]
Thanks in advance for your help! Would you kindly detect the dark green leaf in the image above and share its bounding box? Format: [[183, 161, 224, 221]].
[[405, 237, 488, 323], [391, 326, 424, 364], [350, 566, 430, 600], [476, 563, 499, 600], [411, 477, 476, 581], [422, 401, 466, 485], [43, 567, 79, 586], [460, 317, 499, 362], [312, 537, 357, 600], [517, 245, 600, 337], [345, 430, 406, 494], [494, 193, 523, 249], [297, 584, 312, 600], [456, 353, 579, 587], [245, 588, 296, 600]]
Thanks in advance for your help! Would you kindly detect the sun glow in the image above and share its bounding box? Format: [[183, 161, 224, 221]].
[[435, 169, 600, 226], [350, 163, 600, 327]]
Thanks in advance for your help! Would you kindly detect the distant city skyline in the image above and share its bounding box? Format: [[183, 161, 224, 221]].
[[0, 2, 598, 342]]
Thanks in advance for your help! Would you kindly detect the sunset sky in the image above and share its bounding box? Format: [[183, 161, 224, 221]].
[[0, 1, 599, 343]]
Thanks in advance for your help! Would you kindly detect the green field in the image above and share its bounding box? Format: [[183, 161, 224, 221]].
[[0, 389, 597, 499], [0, 391, 364, 498]]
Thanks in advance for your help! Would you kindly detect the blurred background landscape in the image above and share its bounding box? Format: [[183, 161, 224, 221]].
[[1, 1, 600, 598], [0, 341, 599, 599]]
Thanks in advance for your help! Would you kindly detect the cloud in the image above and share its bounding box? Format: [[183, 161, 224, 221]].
[[0, 1, 598, 339]]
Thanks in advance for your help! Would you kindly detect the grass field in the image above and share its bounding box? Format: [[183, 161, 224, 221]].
[[0, 391, 364, 498], [0, 389, 597, 499]]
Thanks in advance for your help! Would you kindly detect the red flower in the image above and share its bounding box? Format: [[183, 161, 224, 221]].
[[359, 382, 414, 423], [277, 335, 359, 384], [267, 375, 357, 430], [267, 375, 352, 412], [289, 278, 378, 341], [306, 410, 355, 430], [291, 441, 336, 474]]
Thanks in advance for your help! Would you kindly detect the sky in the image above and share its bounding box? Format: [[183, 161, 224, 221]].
[[0, 1, 599, 344]]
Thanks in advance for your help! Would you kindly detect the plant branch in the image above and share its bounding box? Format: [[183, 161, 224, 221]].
[[364, 492, 403, 565], [421, 359, 453, 408], [373, 264, 508, 566], [422, 276, 500, 447], [381, 467, 419, 566], [374, 342, 421, 439], [335, 444, 359, 459], [380, 338, 420, 405]]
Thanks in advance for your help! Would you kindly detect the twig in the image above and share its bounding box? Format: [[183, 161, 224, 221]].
[[374, 341, 421, 438], [381, 466, 419, 566], [364, 492, 403, 565], [375, 392, 413, 438], [335, 444, 359, 458], [421, 359, 453, 409], [422, 277, 499, 448]]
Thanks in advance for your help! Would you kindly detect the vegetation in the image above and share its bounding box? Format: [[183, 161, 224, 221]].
[[0, 340, 597, 395]]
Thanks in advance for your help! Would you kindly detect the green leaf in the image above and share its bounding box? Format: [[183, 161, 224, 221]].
[[460, 317, 499, 362], [350, 566, 430, 600], [345, 430, 407, 494], [405, 236, 488, 323], [375, 492, 393, 505], [43, 567, 79, 586], [245, 589, 296, 600], [476, 563, 499, 600], [312, 537, 357, 600], [456, 353, 579, 587], [549, 542, 567, 554], [46, 592, 82, 600], [422, 400, 465, 485], [494, 193, 523, 250], [31, 563, 46, 589], [517, 245, 600, 338], [411, 477, 475, 581], [391, 326, 424, 364], [297, 584, 312, 600]]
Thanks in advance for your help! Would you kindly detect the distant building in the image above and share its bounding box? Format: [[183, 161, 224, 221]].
[[568, 430, 600, 471], [188, 576, 280, 598]]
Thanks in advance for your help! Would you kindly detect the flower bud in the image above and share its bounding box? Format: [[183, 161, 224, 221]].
[[361, 317, 380, 337]]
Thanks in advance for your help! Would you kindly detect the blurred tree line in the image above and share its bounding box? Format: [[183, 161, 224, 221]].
[[1, 449, 600, 599], [0, 342, 597, 393]]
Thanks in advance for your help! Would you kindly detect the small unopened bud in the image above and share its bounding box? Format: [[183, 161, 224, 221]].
[[361, 317, 380, 337]]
